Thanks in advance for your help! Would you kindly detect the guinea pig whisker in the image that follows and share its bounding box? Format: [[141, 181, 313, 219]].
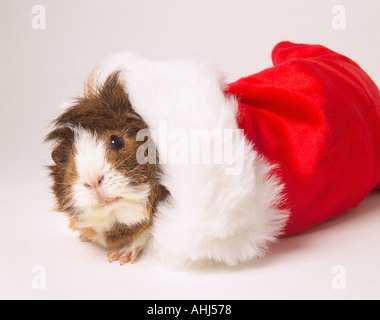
[[128, 163, 144, 174], [115, 153, 136, 169], [129, 172, 148, 179]]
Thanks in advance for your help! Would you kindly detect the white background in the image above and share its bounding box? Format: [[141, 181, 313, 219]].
[[0, 0, 379, 300]]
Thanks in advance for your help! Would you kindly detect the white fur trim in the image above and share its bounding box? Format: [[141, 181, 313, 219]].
[[97, 53, 289, 266]]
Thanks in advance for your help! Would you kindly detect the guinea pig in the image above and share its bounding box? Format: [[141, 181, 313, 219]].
[[46, 71, 168, 265]]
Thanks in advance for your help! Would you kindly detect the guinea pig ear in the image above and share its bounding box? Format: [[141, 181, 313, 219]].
[[45, 126, 74, 165]]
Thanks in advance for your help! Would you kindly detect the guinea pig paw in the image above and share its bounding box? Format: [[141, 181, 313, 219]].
[[79, 234, 91, 243], [107, 245, 143, 266]]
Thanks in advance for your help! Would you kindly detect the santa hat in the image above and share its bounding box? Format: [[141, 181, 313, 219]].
[[95, 42, 380, 266]]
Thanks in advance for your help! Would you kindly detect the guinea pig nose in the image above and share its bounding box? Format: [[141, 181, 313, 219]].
[[84, 176, 104, 189], [97, 176, 104, 186]]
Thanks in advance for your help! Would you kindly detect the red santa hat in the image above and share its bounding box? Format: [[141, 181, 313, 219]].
[[227, 41, 380, 236]]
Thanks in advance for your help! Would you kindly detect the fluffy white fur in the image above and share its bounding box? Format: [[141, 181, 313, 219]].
[[94, 53, 290, 266]]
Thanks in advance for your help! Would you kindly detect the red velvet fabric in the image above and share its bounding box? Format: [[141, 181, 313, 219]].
[[227, 41, 380, 235]]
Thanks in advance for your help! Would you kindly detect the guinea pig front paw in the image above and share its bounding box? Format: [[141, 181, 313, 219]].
[[107, 245, 143, 265], [107, 228, 151, 266], [79, 234, 92, 243]]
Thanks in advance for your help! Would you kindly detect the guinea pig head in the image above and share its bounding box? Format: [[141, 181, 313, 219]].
[[46, 71, 166, 248]]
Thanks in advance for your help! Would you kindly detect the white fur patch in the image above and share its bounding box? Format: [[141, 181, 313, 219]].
[[73, 129, 111, 189], [94, 53, 290, 266]]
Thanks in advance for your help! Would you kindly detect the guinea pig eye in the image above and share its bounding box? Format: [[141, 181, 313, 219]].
[[110, 135, 125, 151]]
